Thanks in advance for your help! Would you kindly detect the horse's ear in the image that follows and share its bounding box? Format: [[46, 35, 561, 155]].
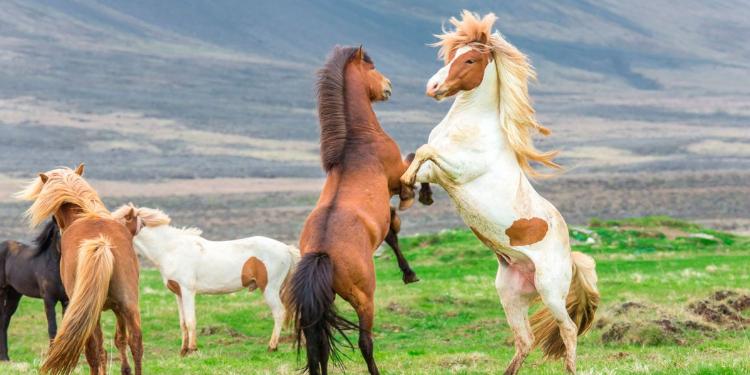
[[477, 31, 489, 45], [124, 207, 135, 221], [39, 173, 49, 183], [74, 163, 85, 176], [355, 45, 365, 61]]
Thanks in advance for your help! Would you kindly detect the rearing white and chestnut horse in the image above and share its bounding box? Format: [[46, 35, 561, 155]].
[[401, 11, 599, 374]]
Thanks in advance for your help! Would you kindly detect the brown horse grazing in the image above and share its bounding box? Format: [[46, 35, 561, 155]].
[[16, 165, 143, 375], [283, 46, 421, 375], [0, 219, 68, 361]]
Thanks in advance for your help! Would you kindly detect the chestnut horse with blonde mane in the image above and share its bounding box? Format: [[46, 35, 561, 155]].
[[283, 46, 421, 375], [16, 165, 142, 375], [402, 12, 599, 374]]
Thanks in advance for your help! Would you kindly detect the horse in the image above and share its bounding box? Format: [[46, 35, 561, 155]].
[[401, 12, 600, 374], [0, 219, 68, 361], [282, 45, 422, 375], [16, 164, 143, 375], [112, 203, 300, 354]]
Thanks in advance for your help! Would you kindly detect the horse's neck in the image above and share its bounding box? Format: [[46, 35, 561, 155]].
[[441, 59, 523, 181], [343, 69, 384, 146], [54, 204, 83, 231], [450, 61, 501, 115], [133, 226, 179, 266]]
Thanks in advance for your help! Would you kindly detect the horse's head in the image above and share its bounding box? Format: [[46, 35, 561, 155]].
[[349, 46, 392, 102], [426, 45, 492, 100], [113, 203, 144, 236], [113, 203, 170, 236], [426, 11, 497, 101], [15, 163, 108, 229]]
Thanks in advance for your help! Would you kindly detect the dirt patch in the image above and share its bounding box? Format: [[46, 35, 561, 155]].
[[200, 325, 247, 338], [687, 290, 750, 328], [597, 291, 750, 346], [385, 301, 425, 318], [437, 352, 492, 372]]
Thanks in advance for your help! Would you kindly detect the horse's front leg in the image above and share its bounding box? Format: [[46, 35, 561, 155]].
[[0, 289, 21, 361], [43, 297, 58, 342], [385, 207, 418, 284], [401, 148, 428, 190], [402, 144, 485, 187], [399, 150, 431, 210]]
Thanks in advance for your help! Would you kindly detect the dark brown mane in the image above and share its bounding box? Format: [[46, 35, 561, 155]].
[[316, 46, 371, 171]]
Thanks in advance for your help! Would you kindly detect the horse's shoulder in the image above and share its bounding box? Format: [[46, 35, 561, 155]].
[[2, 240, 30, 255]]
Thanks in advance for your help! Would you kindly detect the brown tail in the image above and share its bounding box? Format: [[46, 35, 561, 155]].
[[530, 251, 599, 359], [41, 235, 114, 375]]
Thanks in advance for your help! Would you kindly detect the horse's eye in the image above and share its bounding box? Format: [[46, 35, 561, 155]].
[[466, 59, 475, 64]]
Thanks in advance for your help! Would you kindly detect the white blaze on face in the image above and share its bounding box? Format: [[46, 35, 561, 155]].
[[425, 46, 474, 99]]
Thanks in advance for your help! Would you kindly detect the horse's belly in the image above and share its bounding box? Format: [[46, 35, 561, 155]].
[[193, 258, 244, 294], [444, 185, 531, 260]]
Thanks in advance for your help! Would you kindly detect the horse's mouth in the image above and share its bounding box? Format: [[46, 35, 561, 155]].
[[432, 90, 448, 101]]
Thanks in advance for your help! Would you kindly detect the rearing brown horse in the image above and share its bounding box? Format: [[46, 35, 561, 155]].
[[283, 46, 416, 375]]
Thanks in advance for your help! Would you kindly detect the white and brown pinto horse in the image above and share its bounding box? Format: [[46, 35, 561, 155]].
[[112, 204, 299, 354], [401, 12, 599, 374]]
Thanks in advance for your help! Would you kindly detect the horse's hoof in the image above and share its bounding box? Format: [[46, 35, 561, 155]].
[[180, 348, 197, 357], [418, 193, 434, 206], [267, 346, 278, 352], [0, 356, 9, 362], [121, 367, 132, 375], [402, 273, 420, 284]]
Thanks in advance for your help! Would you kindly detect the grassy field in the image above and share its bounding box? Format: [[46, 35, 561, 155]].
[[1, 216, 749, 374]]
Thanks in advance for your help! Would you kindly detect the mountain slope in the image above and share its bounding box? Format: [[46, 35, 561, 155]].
[[0, 0, 748, 179]]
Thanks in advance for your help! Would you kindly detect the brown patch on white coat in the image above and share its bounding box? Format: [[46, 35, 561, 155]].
[[166, 280, 181, 297], [242, 257, 268, 292], [506, 218, 549, 247]]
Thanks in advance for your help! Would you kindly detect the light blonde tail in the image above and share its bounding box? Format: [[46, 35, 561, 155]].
[[530, 251, 600, 359], [41, 235, 114, 375]]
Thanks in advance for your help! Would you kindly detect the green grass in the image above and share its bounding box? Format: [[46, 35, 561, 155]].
[[2, 217, 749, 374]]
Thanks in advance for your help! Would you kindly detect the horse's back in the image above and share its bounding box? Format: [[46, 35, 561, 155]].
[[210, 236, 294, 273], [0, 240, 42, 295], [61, 217, 139, 304], [62, 217, 133, 256]]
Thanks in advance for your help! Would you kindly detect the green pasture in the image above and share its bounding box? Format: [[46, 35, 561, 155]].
[[2, 216, 749, 374]]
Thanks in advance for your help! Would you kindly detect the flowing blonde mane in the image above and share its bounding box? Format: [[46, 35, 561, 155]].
[[112, 204, 203, 236], [433, 10, 561, 177], [16, 167, 109, 227], [112, 204, 171, 227]]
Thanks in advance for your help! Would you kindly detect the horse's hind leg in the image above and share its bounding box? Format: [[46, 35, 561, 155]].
[[386, 208, 418, 284], [536, 270, 578, 374], [124, 307, 143, 375], [114, 312, 132, 375], [351, 291, 379, 375], [262, 288, 285, 351], [0, 288, 21, 361], [496, 262, 536, 375], [84, 322, 106, 375]]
